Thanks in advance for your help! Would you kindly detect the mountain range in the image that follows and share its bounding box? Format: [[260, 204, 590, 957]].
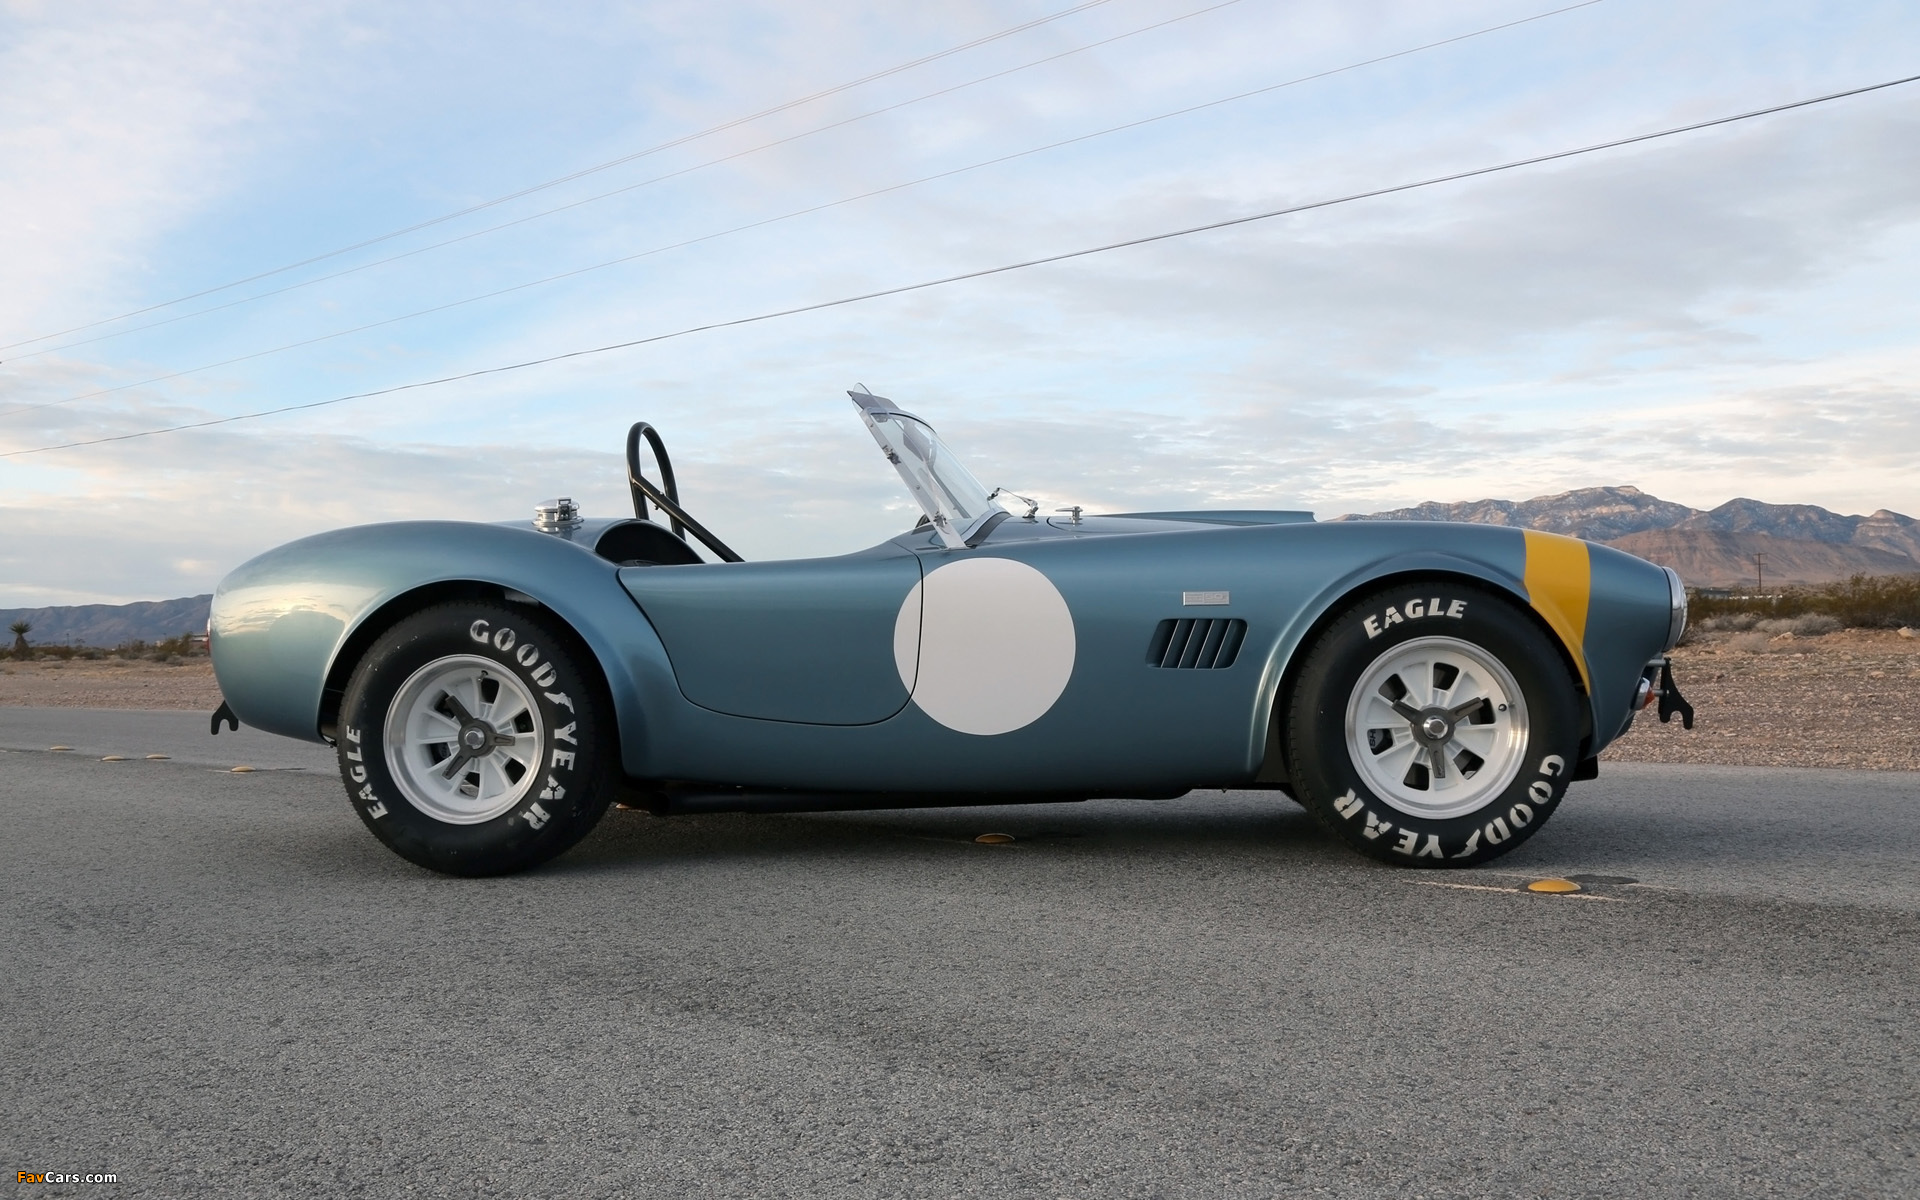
[[2, 595, 212, 649], [1337, 486, 1920, 588]]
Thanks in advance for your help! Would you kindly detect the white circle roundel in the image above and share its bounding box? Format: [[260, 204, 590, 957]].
[[892, 557, 1076, 736]]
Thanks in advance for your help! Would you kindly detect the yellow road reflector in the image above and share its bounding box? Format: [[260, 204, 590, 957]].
[[145, 754, 170, 760], [101, 755, 126, 761], [230, 765, 256, 773], [1526, 878, 1582, 893], [49, 745, 73, 751], [974, 832, 1016, 844]]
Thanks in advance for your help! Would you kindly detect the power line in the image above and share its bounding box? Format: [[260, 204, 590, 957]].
[[6, 0, 1255, 363], [0, 0, 1128, 355], [0, 0, 1605, 420], [9, 72, 1912, 461]]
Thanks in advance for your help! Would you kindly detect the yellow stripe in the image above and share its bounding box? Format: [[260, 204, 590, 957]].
[[1522, 530, 1592, 691]]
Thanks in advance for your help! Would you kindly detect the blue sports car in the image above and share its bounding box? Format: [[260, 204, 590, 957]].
[[209, 390, 1691, 875]]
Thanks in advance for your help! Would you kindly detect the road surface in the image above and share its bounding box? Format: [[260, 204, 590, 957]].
[[4, 708, 1915, 1197]]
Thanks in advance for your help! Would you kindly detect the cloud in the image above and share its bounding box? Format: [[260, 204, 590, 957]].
[[3, 0, 1919, 603], [0, 2, 329, 335], [0, 413, 925, 604], [10, 348, 1912, 607]]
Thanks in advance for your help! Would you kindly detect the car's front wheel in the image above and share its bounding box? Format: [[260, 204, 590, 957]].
[[337, 601, 614, 876], [1286, 582, 1582, 866]]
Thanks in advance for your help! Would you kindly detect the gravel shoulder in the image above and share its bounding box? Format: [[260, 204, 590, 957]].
[[5, 630, 1915, 770], [1604, 627, 1920, 771], [0, 657, 224, 710]]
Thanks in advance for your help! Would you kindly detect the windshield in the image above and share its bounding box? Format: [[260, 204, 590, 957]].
[[850, 390, 1000, 548]]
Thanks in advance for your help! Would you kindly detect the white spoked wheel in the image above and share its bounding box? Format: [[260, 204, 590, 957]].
[[383, 654, 544, 825], [1345, 635, 1530, 821]]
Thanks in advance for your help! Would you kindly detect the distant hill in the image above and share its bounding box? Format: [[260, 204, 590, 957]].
[[1, 595, 211, 648], [1335, 487, 1920, 588], [1672, 499, 1920, 561], [1334, 485, 1699, 542]]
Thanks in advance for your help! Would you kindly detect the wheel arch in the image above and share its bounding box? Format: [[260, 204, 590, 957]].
[[318, 580, 624, 770], [1256, 557, 1593, 783]]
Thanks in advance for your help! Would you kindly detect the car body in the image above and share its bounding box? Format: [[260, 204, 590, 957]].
[[209, 391, 1689, 871]]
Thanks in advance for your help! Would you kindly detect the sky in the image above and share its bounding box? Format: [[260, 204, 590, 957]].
[[1, 0, 1916, 605]]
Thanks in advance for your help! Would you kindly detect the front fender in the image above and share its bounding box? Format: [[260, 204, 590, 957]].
[[209, 522, 666, 770], [1248, 544, 1533, 768], [1249, 527, 1672, 772]]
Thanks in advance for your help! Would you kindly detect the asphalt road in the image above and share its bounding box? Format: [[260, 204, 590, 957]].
[[4, 708, 1916, 1198]]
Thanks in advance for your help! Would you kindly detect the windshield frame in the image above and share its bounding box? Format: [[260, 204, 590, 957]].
[[850, 390, 1001, 549]]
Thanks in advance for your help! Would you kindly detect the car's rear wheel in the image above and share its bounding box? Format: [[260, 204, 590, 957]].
[[337, 601, 614, 876], [1286, 582, 1582, 866]]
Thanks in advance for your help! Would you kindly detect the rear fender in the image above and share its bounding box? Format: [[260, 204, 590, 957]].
[[209, 522, 671, 775]]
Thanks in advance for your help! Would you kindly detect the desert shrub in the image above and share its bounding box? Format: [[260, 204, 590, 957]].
[[1689, 574, 1920, 629], [1689, 596, 1772, 623], [1756, 614, 1842, 637], [151, 634, 198, 657], [10, 633, 207, 659], [1811, 575, 1920, 627]]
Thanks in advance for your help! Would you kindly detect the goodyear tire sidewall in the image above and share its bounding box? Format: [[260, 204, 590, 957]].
[[338, 602, 608, 876], [1289, 582, 1582, 867]]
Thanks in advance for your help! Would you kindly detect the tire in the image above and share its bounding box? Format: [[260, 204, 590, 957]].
[[336, 601, 615, 876], [1286, 582, 1582, 867]]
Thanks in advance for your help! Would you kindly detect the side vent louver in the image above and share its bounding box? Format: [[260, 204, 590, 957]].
[[1147, 618, 1246, 669]]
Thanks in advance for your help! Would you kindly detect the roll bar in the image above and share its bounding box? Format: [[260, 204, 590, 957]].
[[625, 422, 743, 563]]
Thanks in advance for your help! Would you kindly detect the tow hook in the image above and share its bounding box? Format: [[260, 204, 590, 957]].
[[1656, 659, 1694, 729]]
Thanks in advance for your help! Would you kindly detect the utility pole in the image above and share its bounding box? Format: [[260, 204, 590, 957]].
[[1754, 552, 1767, 595]]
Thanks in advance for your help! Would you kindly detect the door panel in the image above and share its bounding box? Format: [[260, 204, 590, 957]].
[[619, 554, 922, 725]]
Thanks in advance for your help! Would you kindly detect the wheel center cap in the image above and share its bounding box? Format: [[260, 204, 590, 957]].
[[1419, 713, 1452, 741], [460, 724, 491, 752]]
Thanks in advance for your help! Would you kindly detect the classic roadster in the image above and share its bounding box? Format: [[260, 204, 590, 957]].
[[209, 390, 1691, 875]]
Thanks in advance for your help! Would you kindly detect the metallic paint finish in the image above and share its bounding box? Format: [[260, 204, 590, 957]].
[[210, 508, 1677, 796], [499, 514, 628, 546], [619, 554, 922, 725], [211, 522, 672, 766], [1107, 511, 1316, 526], [1583, 541, 1683, 747], [1521, 530, 1594, 692], [630, 522, 1544, 792]]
